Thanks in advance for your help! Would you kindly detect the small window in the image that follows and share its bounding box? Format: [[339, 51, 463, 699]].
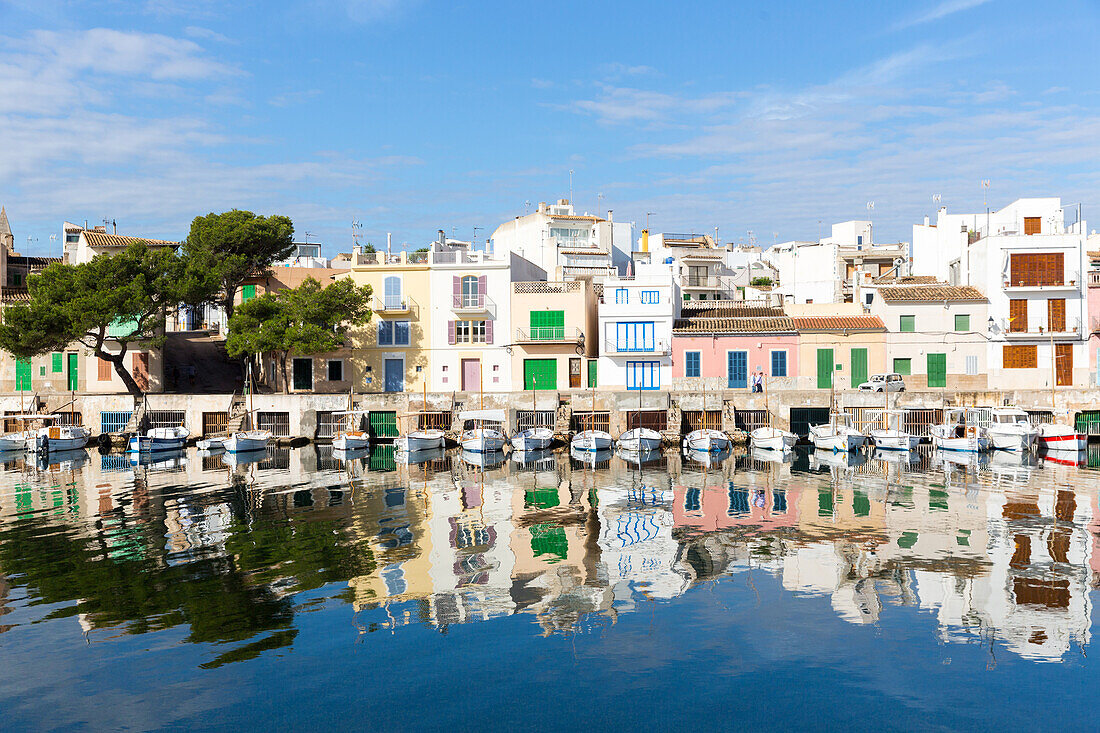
[[327, 360, 344, 382], [685, 351, 701, 378], [899, 315, 915, 332], [965, 355, 978, 375], [456, 320, 487, 343], [770, 350, 788, 377], [394, 321, 410, 346], [954, 314, 969, 332], [893, 358, 911, 375], [641, 290, 659, 304], [378, 320, 393, 345], [52, 352, 63, 372], [615, 288, 628, 304]]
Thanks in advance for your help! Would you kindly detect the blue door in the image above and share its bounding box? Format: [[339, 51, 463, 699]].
[[384, 359, 404, 392], [727, 350, 748, 388]]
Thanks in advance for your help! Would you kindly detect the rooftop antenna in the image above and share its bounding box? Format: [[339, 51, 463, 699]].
[[472, 226, 481, 246], [981, 179, 990, 208], [646, 212, 655, 231], [747, 230, 756, 246], [352, 219, 362, 248], [524, 200, 531, 214], [866, 201, 875, 212], [597, 192, 604, 214], [304, 231, 313, 243]]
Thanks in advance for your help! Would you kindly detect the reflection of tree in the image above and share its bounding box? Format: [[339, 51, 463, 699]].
[[0, 508, 374, 667]]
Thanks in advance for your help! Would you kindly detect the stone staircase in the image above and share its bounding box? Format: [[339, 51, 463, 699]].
[[122, 399, 146, 434], [225, 393, 249, 434], [553, 396, 572, 441]]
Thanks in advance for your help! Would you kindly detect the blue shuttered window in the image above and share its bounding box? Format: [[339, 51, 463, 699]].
[[727, 350, 748, 388], [770, 350, 787, 377], [685, 351, 701, 378], [627, 361, 659, 390]]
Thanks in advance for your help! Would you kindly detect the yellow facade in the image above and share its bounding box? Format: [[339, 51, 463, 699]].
[[509, 280, 598, 392]]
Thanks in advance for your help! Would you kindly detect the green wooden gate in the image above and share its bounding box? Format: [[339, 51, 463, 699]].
[[816, 348, 833, 389], [523, 358, 557, 390], [927, 353, 947, 388], [66, 353, 78, 391], [851, 347, 868, 387], [368, 411, 398, 438]]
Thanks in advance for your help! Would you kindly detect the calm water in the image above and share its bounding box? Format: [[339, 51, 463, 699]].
[[0, 443, 1097, 731]]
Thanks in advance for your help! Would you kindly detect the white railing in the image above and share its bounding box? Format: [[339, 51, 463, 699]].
[[452, 293, 497, 316], [515, 326, 583, 342], [372, 296, 417, 314], [1002, 317, 1082, 336], [603, 338, 671, 355]]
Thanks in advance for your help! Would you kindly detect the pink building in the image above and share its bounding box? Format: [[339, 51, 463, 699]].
[[673, 481, 801, 533], [670, 303, 799, 390], [1088, 250, 1100, 382]]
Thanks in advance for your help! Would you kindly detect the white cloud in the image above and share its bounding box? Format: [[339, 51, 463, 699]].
[[894, 0, 993, 30]]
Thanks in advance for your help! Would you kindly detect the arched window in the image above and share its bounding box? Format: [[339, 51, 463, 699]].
[[383, 276, 402, 309], [461, 275, 480, 307]]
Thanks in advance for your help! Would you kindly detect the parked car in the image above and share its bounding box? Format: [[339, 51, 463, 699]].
[[858, 373, 906, 392]]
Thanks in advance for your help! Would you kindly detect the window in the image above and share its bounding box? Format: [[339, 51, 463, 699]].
[[965, 355, 978, 375], [379, 320, 411, 346], [1009, 299, 1027, 332], [641, 290, 659, 304], [899, 315, 915, 332], [615, 322, 655, 351], [549, 226, 589, 247], [1023, 217, 1041, 235], [893, 358, 911, 375], [1009, 252, 1063, 286], [1003, 344, 1037, 369], [98, 357, 112, 381], [954, 314, 969, 332], [615, 288, 628, 304], [627, 360, 659, 390], [461, 275, 480, 307], [530, 310, 564, 340], [770, 350, 787, 377], [455, 320, 488, 343], [242, 284, 256, 301], [685, 351, 701, 378], [1048, 298, 1066, 332], [292, 358, 313, 391], [383, 275, 402, 309], [327, 359, 344, 382], [65, 232, 79, 243], [51, 352, 63, 372]]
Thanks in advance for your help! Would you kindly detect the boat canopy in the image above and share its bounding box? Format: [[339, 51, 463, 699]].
[[459, 409, 506, 423]]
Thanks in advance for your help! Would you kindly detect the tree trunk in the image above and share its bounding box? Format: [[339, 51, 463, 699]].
[[221, 288, 236, 323], [102, 351, 143, 397], [280, 352, 289, 394]]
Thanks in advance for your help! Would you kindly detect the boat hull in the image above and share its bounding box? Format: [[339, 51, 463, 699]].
[[750, 427, 796, 452], [460, 429, 506, 453], [571, 430, 614, 452], [809, 430, 865, 452], [1037, 424, 1087, 452], [333, 432, 372, 450], [869, 430, 920, 451], [617, 428, 662, 452], [0, 434, 30, 452], [224, 431, 271, 453], [682, 430, 730, 453], [932, 435, 991, 452], [988, 429, 1037, 452], [31, 427, 90, 453], [395, 430, 444, 452], [511, 428, 554, 451]]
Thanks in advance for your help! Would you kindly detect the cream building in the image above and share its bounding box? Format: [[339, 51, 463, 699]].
[[509, 280, 598, 392]]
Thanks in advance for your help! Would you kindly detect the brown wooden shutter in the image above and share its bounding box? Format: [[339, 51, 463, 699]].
[[1003, 344, 1037, 368], [98, 357, 111, 381], [1048, 298, 1066, 332], [1009, 253, 1063, 286], [1056, 343, 1072, 386], [1024, 217, 1041, 235], [1008, 299, 1028, 332]]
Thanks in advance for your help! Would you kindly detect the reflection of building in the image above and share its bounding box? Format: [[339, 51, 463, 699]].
[[597, 482, 686, 603]]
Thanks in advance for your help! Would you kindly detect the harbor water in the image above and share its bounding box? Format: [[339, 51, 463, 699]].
[[0, 443, 1097, 730]]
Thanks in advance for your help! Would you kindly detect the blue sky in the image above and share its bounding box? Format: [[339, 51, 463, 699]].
[[2, 0, 1100, 256]]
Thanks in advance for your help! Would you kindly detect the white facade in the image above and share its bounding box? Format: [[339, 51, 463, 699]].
[[766, 240, 840, 304], [596, 263, 678, 390], [630, 232, 739, 301], [912, 198, 1089, 388]]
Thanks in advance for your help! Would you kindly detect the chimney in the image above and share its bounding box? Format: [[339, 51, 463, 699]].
[[607, 210, 613, 222], [538, 202, 547, 214], [438, 229, 446, 245], [387, 232, 391, 255], [924, 216, 930, 226]]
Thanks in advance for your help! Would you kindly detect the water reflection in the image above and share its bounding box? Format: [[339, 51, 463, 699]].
[[0, 444, 1096, 667]]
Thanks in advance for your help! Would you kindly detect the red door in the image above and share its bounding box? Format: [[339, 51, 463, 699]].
[[461, 359, 481, 391]]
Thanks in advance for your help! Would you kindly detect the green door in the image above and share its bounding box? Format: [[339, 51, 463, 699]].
[[530, 310, 565, 340], [242, 284, 256, 302], [587, 359, 597, 388], [851, 348, 868, 388], [368, 411, 398, 438], [15, 358, 31, 392], [67, 353, 78, 391], [927, 353, 947, 388], [523, 358, 557, 390], [816, 348, 833, 389]]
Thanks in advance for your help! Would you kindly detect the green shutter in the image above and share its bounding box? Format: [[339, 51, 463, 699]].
[[927, 353, 947, 388], [67, 353, 78, 391], [588, 360, 597, 388], [51, 352, 63, 373], [530, 523, 568, 562], [954, 314, 969, 332], [816, 348, 833, 389], [851, 347, 868, 387], [893, 358, 911, 375], [15, 358, 31, 391], [523, 359, 557, 390], [530, 310, 565, 340], [242, 284, 256, 302], [899, 315, 915, 332]]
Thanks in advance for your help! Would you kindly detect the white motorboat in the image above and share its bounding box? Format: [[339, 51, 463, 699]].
[[223, 430, 272, 453], [617, 427, 662, 452], [196, 436, 227, 450], [1036, 423, 1088, 452], [511, 427, 554, 451], [572, 429, 614, 452], [30, 424, 90, 453], [986, 407, 1038, 452], [682, 429, 730, 453], [868, 409, 920, 451], [394, 430, 445, 452], [0, 431, 31, 452], [750, 426, 797, 452], [809, 411, 866, 452], [128, 425, 189, 453], [930, 408, 991, 452], [459, 409, 507, 453]]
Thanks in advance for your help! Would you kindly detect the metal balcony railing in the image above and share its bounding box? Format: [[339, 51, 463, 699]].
[[682, 275, 720, 288], [1001, 317, 1082, 337], [603, 338, 671, 355], [515, 326, 583, 343], [452, 293, 496, 316], [372, 296, 417, 315]]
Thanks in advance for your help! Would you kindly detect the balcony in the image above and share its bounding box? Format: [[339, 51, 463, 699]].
[[1001, 317, 1082, 339], [372, 296, 418, 316], [515, 326, 584, 344], [561, 264, 616, 278], [682, 274, 720, 289], [1088, 271, 1100, 287], [452, 293, 497, 316], [1002, 271, 1081, 292], [603, 338, 671, 355]]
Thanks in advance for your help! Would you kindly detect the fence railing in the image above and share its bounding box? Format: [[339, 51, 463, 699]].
[[147, 410, 186, 430], [733, 410, 768, 433], [626, 410, 668, 431], [100, 411, 132, 434], [571, 411, 610, 433], [257, 411, 291, 437], [603, 339, 671, 355], [452, 293, 497, 316], [682, 410, 723, 431], [515, 326, 583, 342], [372, 296, 417, 314], [516, 410, 556, 431]]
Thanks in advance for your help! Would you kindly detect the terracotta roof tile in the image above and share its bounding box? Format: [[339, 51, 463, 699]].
[[550, 214, 604, 222], [674, 316, 796, 334], [793, 315, 886, 331], [1, 288, 30, 303], [82, 231, 178, 248], [872, 274, 938, 284], [878, 284, 987, 302], [680, 302, 785, 318]]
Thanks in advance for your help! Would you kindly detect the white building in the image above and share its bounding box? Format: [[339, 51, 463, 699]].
[[489, 199, 633, 282], [912, 198, 1089, 388], [597, 262, 678, 390], [630, 231, 739, 302]]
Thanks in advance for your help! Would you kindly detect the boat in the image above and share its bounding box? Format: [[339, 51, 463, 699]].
[[750, 426, 796, 452], [511, 427, 554, 451], [224, 430, 272, 453], [929, 408, 991, 452], [0, 398, 40, 451], [617, 427, 662, 452], [809, 410, 866, 452], [986, 407, 1038, 451], [868, 409, 920, 451], [1036, 423, 1087, 452], [334, 428, 372, 450], [30, 423, 90, 453], [459, 409, 507, 453], [127, 425, 189, 453], [196, 436, 227, 450], [395, 382, 447, 452], [683, 428, 730, 452], [573, 429, 614, 452]]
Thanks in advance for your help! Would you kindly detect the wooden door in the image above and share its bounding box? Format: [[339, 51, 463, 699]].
[[569, 357, 581, 388], [461, 359, 480, 391], [67, 353, 78, 391], [850, 348, 868, 387], [816, 348, 833, 389], [1008, 299, 1028, 332], [1056, 344, 1072, 386], [1048, 298, 1066, 332], [132, 353, 149, 391]]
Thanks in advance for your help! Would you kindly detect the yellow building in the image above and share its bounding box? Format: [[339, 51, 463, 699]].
[[788, 304, 887, 390], [509, 280, 599, 391]]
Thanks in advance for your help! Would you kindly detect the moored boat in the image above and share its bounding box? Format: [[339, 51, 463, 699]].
[[459, 409, 507, 453], [750, 426, 797, 452], [223, 430, 272, 453], [30, 423, 90, 453], [930, 408, 991, 452], [868, 409, 920, 451], [1036, 423, 1087, 452], [571, 429, 614, 452], [683, 429, 730, 453], [128, 425, 189, 453], [511, 426, 554, 451], [809, 411, 866, 453], [617, 427, 662, 452], [986, 407, 1038, 452]]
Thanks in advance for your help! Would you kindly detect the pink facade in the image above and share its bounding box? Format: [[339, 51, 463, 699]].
[[673, 483, 801, 533], [672, 334, 800, 384]]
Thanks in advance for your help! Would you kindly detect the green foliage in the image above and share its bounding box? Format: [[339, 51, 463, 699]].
[[750, 276, 773, 287], [0, 243, 184, 394], [180, 210, 295, 317], [363, 243, 376, 253]]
